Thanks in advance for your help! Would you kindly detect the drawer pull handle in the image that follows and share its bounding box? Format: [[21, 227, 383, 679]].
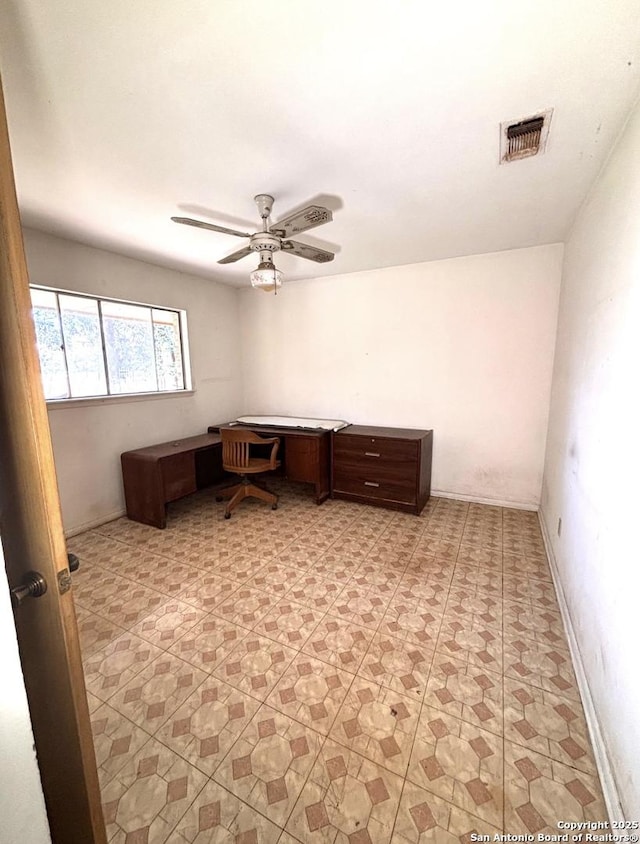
[[364, 481, 380, 487], [365, 451, 380, 457]]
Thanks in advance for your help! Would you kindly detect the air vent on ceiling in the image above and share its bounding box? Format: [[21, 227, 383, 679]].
[[500, 109, 552, 163]]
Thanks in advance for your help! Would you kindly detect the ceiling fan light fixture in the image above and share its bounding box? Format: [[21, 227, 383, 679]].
[[250, 259, 283, 294]]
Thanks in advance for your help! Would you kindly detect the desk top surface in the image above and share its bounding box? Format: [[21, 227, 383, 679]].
[[122, 423, 433, 461], [121, 432, 221, 460]]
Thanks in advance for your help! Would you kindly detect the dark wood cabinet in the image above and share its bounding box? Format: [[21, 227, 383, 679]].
[[281, 433, 329, 495], [121, 433, 224, 528], [331, 425, 432, 514]]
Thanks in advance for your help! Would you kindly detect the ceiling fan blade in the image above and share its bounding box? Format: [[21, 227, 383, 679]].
[[217, 245, 254, 264], [281, 240, 335, 263], [269, 205, 332, 238], [171, 216, 251, 238]]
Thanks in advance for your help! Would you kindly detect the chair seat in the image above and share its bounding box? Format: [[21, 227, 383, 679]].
[[223, 458, 281, 474]]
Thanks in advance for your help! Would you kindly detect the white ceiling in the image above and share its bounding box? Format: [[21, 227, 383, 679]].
[[1, 0, 639, 287]]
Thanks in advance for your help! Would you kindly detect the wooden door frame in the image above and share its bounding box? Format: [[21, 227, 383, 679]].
[[0, 77, 106, 844]]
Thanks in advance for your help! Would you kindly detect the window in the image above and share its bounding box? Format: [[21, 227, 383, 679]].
[[30, 286, 190, 401]]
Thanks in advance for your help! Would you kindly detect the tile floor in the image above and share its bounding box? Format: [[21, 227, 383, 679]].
[[69, 483, 607, 843]]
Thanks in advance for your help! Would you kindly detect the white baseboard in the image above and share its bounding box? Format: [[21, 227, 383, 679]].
[[432, 489, 538, 511], [538, 509, 624, 822], [64, 508, 127, 538]]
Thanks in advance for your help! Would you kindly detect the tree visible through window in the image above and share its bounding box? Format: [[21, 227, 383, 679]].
[[30, 287, 187, 400]]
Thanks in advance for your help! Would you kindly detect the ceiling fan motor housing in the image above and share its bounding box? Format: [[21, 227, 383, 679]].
[[249, 231, 281, 253]]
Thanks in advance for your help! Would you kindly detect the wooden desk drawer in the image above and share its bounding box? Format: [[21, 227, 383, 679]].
[[333, 453, 417, 482], [332, 472, 415, 504], [332, 458, 417, 488], [161, 453, 197, 502], [333, 435, 417, 464]]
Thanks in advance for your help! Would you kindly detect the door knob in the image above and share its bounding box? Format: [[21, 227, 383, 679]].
[[11, 571, 48, 607]]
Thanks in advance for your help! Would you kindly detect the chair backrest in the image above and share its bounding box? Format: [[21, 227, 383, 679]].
[[221, 427, 278, 472]]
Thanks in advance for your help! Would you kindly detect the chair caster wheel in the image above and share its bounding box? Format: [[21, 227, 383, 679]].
[[216, 496, 223, 502], [224, 512, 231, 520], [272, 503, 278, 510]]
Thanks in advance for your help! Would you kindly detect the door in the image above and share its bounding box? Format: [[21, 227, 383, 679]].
[[0, 78, 106, 843]]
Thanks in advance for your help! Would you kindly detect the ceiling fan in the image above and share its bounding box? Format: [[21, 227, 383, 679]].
[[171, 194, 335, 291], [171, 193, 335, 291]]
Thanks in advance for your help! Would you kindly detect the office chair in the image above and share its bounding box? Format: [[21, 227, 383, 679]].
[[216, 428, 281, 519]]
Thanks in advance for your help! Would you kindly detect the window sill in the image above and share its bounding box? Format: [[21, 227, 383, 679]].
[[46, 390, 195, 411]]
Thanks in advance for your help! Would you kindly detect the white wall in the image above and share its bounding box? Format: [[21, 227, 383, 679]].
[[22, 233, 562, 525], [240, 245, 563, 508], [23, 230, 243, 534], [0, 540, 51, 844], [540, 99, 640, 817]]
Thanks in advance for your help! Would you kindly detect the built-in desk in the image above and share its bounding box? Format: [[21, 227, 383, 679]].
[[121, 421, 432, 527], [121, 423, 331, 528]]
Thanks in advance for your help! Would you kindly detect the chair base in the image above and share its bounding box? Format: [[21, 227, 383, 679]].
[[216, 476, 278, 518]]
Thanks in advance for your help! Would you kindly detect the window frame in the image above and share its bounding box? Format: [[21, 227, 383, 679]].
[[30, 284, 192, 405]]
